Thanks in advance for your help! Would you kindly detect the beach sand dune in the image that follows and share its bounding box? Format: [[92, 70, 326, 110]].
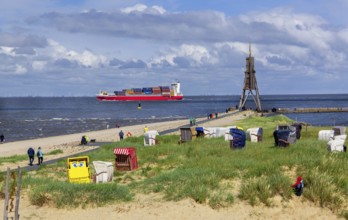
[[0, 192, 340, 220], [0, 110, 342, 219]]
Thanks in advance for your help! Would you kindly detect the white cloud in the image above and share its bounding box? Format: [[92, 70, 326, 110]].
[[150, 44, 217, 67], [0, 46, 16, 56], [44, 39, 107, 68], [32, 61, 46, 70], [338, 28, 348, 44], [177, 45, 212, 63], [15, 64, 27, 74], [121, 4, 166, 14], [152, 6, 166, 14], [240, 8, 334, 50]]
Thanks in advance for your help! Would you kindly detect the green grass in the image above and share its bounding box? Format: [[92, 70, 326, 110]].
[[0, 155, 28, 165], [24, 176, 132, 208], [0, 149, 63, 165], [1, 114, 347, 217], [46, 149, 64, 155]]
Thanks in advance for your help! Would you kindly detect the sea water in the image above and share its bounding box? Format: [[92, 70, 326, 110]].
[[0, 94, 347, 142]]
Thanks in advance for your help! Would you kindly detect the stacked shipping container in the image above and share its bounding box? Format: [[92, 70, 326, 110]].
[[112, 85, 175, 96], [161, 86, 170, 96], [152, 87, 161, 95], [142, 88, 153, 94]]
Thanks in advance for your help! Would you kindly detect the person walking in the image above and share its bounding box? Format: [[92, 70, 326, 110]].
[[0, 134, 4, 143], [119, 130, 124, 141], [37, 147, 43, 165], [27, 147, 35, 166]]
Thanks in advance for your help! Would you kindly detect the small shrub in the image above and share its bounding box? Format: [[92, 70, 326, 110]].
[[303, 168, 344, 210], [29, 191, 50, 206], [25, 177, 133, 208], [209, 194, 223, 208], [225, 193, 234, 204], [239, 177, 273, 206]]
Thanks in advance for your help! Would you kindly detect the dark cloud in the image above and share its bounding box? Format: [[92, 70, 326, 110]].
[[0, 53, 29, 72], [28, 9, 294, 44], [150, 59, 172, 68], [266, 55, 292, 66], [119, 59, 147, 69], [54, 58, 79, 68], [173, 57, 192, 67], [0, 32, 47, 48], [109, 58, 124, 66], [11, 47, 36, 55]]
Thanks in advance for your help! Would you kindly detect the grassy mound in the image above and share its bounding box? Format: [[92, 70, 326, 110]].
[[1, 114, 347, 217]]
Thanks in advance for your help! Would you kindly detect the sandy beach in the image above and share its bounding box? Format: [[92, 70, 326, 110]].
[[0, 110, 343, 219]]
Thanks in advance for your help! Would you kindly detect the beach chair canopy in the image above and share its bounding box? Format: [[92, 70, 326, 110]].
[[114, 147, 136, 157], [332, 126, 346, 136], [246, 127, 263, 142], [229, 128, 246, 148], [195, 127, 204, 132], [291, 123, 303, 139], [114, 147, 138, 171], [333, 135, 347, 141], [180, 127, 196, 142], [215, 127, 228, 137], [144, 130, 159, 146], [274, 129, 296, 147], [92, 161, 114, 183], [204, 127, 217, 138], [327, 139, 346, 152], [318, 130, 335, 141]]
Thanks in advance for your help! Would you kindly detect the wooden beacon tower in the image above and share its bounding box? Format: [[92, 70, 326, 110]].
[[238, 44, 262, 111]]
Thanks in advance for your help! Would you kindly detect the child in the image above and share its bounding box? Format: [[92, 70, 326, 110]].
[[292, 176, 304, 196]]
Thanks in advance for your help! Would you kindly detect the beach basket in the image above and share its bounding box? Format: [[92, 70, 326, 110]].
[[327, 139, 346, 152], [92, 161, 114, 183], [229, 128, 246, 149], [246, 127, 263, 143], [318, 130, 334, 141], [114, 147, 138, 171], [144, 130, 159, 146], [179, 127, 197, 143], [195, 127, 205, 137], [291, 123, 303, 139], [67, 156, 91, 183], [332, 126, 346, 136]]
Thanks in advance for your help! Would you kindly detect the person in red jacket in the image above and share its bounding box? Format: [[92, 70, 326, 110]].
[[292, 176, 304, 196]]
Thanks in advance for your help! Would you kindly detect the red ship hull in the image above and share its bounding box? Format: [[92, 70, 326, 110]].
[[97, 95, 184, 101]]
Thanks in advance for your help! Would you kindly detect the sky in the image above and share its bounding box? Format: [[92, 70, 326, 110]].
[[1, 0, 348, 96]]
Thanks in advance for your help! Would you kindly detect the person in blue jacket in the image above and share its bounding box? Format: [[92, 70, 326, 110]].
[[119, 130, 124, 141], [27, 147, 35, 166]]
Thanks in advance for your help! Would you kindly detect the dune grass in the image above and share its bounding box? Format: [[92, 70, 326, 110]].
[[0, 149, 63, 165], [0, 155, 28, 165], [24, 176, 132, 208], [1, 114, 347, 217]]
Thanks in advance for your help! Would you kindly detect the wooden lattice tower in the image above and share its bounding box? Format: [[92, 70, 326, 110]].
[[238, 44, 262, 111]]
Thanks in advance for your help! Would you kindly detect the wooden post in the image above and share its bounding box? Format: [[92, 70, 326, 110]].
[[3, 167, 10, 220], [14, 167, 22, 220]]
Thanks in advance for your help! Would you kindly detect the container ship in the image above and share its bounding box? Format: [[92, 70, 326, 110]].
[[96, 82, 184, 101]]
